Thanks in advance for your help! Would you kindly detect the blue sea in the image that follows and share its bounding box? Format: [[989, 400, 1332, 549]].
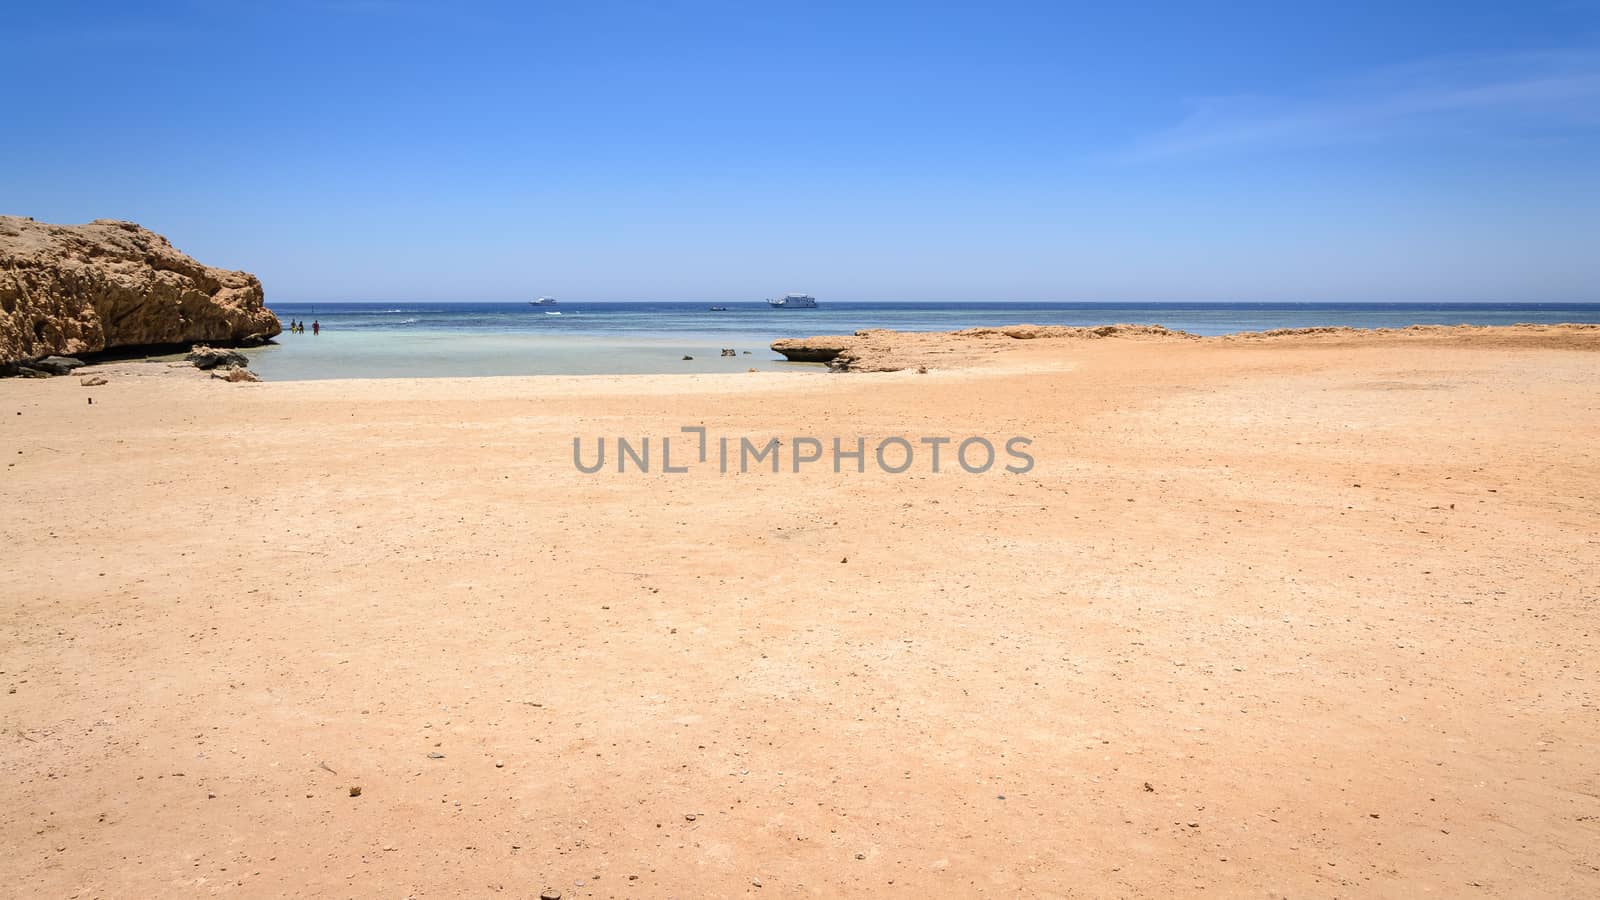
[[247, 301, 1600, 380]]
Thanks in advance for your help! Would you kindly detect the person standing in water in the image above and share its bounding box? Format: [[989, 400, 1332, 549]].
[[312, 319, 320, 335]]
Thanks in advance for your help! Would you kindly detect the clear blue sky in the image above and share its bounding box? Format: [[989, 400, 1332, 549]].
[[4, 1, 1598, 302]]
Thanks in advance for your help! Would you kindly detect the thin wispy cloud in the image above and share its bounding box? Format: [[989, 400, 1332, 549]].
[[1129, 49, 1600, 161]]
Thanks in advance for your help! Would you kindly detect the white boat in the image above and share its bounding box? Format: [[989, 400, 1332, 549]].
[[529, 297, 558, 306], [766, 293, 817, 308]]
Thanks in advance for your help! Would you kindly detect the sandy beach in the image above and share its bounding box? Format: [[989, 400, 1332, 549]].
[[3, 327, 1598, 897]]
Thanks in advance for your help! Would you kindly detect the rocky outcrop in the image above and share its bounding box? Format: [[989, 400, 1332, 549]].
[[186, 345, 261, 383], [772, 324, 1198, 372], [771, 336, 855, 364], [186, 345, 250, 370], [772, 322, 1600, 373], [0, 216, 279, 365]]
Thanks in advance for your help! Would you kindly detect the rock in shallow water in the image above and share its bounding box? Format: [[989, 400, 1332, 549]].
[[187, 345, 250, 370]]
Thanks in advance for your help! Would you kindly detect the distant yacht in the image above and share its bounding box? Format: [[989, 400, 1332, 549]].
[[529, 297, 558, 306], [766, 293, 817, 309], [708, 305, 729, 311]]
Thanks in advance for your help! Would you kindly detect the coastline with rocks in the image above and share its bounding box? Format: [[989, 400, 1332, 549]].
[[1, 216, 277, 378]]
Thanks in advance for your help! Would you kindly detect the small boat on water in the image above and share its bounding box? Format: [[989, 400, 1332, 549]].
[[708, 305, 729, 311], [766, 293, 817, 309], [529, 297, 558, 306]]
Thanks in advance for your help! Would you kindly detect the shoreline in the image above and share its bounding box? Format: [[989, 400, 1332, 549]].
[[7, 321, 1597, 384]]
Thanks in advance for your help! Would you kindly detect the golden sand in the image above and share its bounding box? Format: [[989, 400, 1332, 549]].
[[3, 327, 1597, 896]]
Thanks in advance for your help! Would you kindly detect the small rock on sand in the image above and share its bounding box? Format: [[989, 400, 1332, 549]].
[[211, 365, 259, 382]]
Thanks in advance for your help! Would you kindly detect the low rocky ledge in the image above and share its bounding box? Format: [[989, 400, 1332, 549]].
[[1, 216, 279, 367], [771, 322, 1600, 373], [770, 336, 856, 364], [772, 324, 1195, 372]]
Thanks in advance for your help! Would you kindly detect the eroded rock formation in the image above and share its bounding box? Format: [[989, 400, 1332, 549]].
[[0, 216, 279, 365]]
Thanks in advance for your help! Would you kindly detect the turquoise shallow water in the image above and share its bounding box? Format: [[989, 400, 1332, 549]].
[[240, 330, 794, 380], [252, 301, 1600, 380]]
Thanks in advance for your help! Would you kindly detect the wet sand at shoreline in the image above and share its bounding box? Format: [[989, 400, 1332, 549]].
[[3, 328, 1597, 897]]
